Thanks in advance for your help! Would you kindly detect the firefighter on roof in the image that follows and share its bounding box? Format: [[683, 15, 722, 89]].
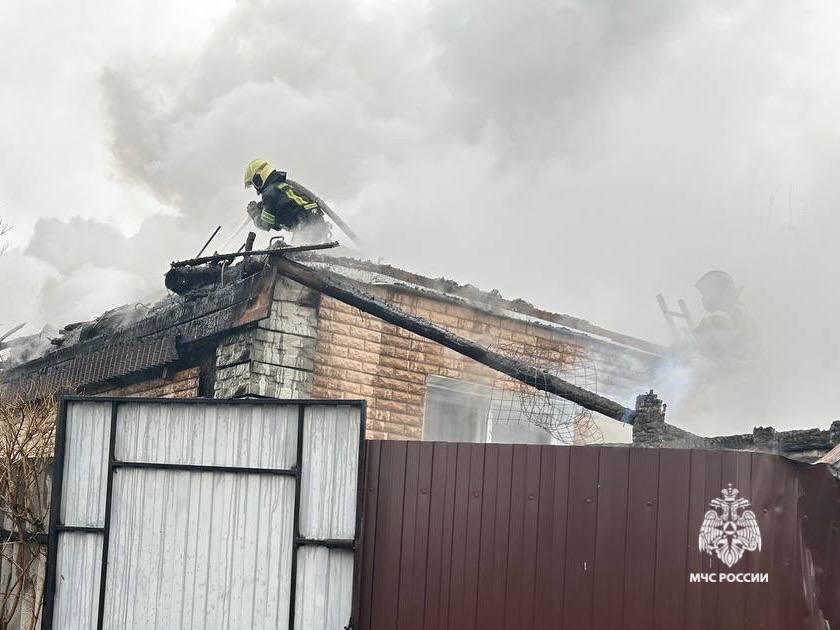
[[692, 270, 759, 361], [243, 159, 329, 240]]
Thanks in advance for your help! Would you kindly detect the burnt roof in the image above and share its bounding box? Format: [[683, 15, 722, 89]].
[[1, 253, 662, 390], [299, 253, 666, 356], [1, 264, 276, 390]]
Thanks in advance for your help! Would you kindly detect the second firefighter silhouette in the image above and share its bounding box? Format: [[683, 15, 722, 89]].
[[244, 159, 330, 241], [692, 270, 759, 362]]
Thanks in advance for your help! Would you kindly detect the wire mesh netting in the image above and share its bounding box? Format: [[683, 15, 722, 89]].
[[488, 332, 602, 445]]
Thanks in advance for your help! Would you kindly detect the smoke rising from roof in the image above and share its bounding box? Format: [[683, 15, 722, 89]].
[[3, 0, 840, 434]]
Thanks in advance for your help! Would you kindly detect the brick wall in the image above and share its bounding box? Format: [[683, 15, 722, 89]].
[[310, 286, 657, 440], [83, 275, 656, 439], [86, 367, 199, 398], [214, 277, 320, 398]]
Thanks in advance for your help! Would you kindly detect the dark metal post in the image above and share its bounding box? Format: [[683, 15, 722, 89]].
[[40, 397, 68, 630], [348, 402, 367, 629], [288, 404, 306, 630], [95, 402, 119, 629]]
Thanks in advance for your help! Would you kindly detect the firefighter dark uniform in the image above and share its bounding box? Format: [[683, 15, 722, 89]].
[[244, 159, 322, 232]]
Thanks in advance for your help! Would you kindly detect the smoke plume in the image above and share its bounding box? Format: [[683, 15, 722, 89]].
[[3, 0, 840, 435]]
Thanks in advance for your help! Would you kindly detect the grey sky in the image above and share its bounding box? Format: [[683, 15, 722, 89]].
[[2, 0, 840, 432]]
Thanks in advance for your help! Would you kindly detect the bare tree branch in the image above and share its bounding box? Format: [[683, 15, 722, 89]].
[[0, 220, 11, 256], [0, 383, 56, 629]]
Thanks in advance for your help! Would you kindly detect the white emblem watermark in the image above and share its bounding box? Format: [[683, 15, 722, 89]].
[[698, 483, 762, 568], [690, 484, 768, 583]]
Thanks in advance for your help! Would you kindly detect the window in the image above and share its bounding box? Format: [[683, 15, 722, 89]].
[[422, 376, 552, 445], [422, 376, 491, 442]]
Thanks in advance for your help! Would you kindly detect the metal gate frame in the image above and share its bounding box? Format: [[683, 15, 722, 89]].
[[41, 396, 367, 630]]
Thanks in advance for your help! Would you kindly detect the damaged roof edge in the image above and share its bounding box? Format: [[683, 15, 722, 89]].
[[1, 266, 277, 386], [642, 415, 840, 462], [299, 253, 667, 356], [381, 282, 661, 360], [2, 252, 662, 386]]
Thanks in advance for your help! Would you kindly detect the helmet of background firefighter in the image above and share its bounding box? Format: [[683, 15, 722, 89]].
[[244, 158, 276, 191], [695, 270, 739, 313]]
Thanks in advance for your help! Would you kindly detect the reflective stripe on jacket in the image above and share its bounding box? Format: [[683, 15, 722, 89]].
[[259, 176, 319, 229]]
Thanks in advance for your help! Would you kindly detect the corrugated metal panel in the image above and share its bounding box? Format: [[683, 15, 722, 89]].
[[358, 442, 840, 630], [115, 402, 298, 469], [61, 401, 111, 527], [47, 399, 365, 630], [300, 405, 360, 539], [103, 468, 294, 629], [53, 532, 102, 630], [294, 547, 354, 630]]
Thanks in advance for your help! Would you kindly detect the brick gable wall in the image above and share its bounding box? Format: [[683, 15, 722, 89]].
[[310, 286, 656, 440]]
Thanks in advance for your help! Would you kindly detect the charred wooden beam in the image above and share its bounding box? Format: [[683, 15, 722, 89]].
[[165, 258, 265, 294], [273, 257, 637, 424], [0, 323, 25, 344], [171, 241, 339, 268], [0, 322, 25, 351]]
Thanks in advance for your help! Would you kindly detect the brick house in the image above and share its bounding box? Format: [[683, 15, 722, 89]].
[[4, 253, 839, 630], [1, 254, 662, 443]]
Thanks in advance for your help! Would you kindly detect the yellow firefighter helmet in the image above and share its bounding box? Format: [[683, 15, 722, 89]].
[[244, 159, 275, 190]]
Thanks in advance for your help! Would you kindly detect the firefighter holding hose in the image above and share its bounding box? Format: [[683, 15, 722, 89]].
[[243, 158, 331, 241]]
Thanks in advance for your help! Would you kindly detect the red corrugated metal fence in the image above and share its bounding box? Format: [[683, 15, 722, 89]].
[[358, 442, 840, 630]]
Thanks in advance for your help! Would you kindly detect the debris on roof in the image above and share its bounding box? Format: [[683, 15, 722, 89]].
[[1, 262, 277, 390], [3, 247, 662, 381]]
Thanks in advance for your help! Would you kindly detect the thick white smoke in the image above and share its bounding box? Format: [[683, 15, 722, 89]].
[[3, 0, 840, 435]]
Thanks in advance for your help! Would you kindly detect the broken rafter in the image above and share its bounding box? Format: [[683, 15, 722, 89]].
[[273, 257, 637, 424], [195, 225, 222, 258], [171, 241, 339, 268], [0, 323, 25, 350]]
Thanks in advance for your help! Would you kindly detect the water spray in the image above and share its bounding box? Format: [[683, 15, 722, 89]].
[[219, 215, 253, 252]]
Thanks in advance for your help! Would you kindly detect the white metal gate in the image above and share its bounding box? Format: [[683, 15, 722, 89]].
[[42, 397, 365, 630]]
